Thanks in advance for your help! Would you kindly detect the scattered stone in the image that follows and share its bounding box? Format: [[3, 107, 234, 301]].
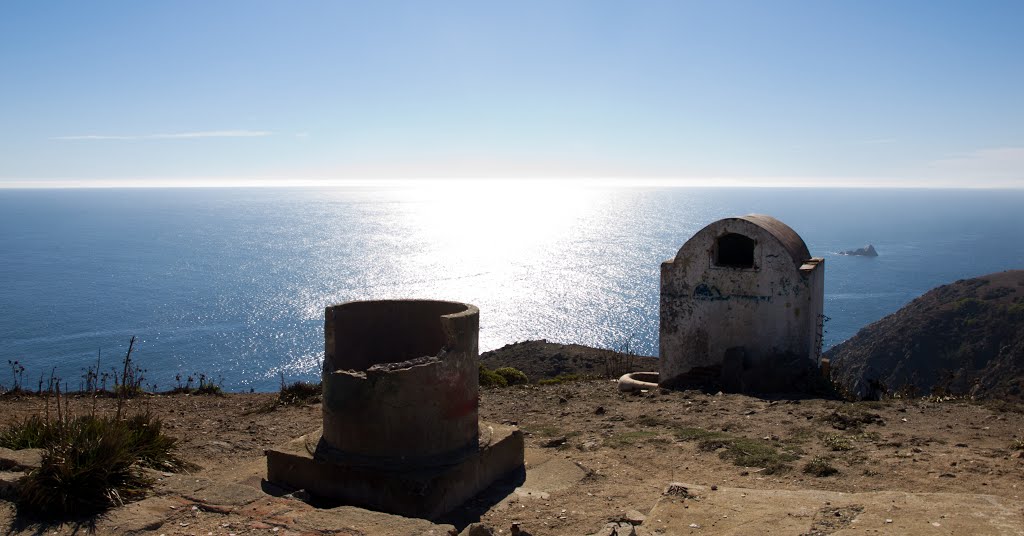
[[590, 522, 637, 536], [623, 509, 646, 525], [542, 436, 568, 448], [0, 447, 43, 471], [710, 485, 718, 491], [459, 522, 494, 536], [595, 406, 606, 415], [939, 473, 956, 478], [581, 440, 600, 451]]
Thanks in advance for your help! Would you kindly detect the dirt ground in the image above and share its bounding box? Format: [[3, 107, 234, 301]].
[[1, 381, 1022, 535]]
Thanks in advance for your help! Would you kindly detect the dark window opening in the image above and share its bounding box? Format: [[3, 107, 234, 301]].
[[716, 233, 755, 268]]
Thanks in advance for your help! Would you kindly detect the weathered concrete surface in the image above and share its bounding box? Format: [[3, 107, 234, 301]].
[[292, 506, 455, 535], [618, 372, 659, 392], [508, 448, 588, 502], [267, 421, 525, 520], [644, 483, 1023, 535], [321, 300, 481, 468], [660, 215, 824, 391]]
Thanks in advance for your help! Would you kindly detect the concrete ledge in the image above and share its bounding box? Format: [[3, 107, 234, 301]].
[[618, 372, 659, 392], [266, 421, 524, 520]]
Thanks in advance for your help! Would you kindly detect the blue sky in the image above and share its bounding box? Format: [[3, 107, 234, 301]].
[[1, 1, 1022, 187]]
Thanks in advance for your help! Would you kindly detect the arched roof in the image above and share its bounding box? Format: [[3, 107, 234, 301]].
[[737, 214, 811, 264]]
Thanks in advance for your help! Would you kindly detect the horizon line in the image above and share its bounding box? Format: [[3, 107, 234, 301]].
[[0, 177, 1022, 190]]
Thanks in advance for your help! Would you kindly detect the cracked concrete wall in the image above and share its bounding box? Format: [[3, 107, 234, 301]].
[[659, 216, 824, 387], [319, 300, 480, 468]]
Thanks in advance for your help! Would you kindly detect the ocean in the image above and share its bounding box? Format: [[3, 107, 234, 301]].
[[1, 185, 1022, 391]]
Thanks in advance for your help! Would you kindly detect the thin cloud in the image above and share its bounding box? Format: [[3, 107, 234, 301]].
[[51, 130, 272, 140], [929, 146, 1024, 182]]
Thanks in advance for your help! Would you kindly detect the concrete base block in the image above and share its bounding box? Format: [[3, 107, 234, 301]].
[[266, 421, 524, 520]]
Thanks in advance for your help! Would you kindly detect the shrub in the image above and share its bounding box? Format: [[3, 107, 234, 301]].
[[479, 365, 508, 388], [822, 433, 854, 451], [193, 373, 223, 396], [538, 373, 582, 385], [2, 412, 191, 517], [493, 367, 528, 386], [803, 456, 840, 477], [278, 380, 321, 406], [675, 427, 797, 474]]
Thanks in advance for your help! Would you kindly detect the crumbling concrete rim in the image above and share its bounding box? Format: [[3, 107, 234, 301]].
[[436, 301, 479, 321], [618, 372, 660, 392]]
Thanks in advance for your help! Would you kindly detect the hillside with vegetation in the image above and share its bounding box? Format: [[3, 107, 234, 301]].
[[827, 270, 1024, 400]]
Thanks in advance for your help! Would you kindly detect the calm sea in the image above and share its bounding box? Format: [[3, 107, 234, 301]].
[[1, 185, 1022, 391]]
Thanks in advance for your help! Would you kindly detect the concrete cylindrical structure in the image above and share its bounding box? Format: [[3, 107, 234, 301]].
[[317, 300, 480, 469]]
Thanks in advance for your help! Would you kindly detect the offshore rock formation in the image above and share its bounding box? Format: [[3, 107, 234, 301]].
[[827, 270, 1024, 400], [839, 244, 878, 257]]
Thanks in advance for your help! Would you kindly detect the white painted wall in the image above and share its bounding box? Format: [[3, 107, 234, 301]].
[[659, 217, 824, 386]]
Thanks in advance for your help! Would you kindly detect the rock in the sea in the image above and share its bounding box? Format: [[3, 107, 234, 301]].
[[839, 244, 878, 257]]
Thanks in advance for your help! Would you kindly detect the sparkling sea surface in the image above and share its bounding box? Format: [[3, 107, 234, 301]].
[[2, 185, 1022, 391]]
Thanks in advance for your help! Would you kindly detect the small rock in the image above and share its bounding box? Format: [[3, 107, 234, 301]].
[[689, 523, 701, 528], [885, 519, 893, 524], [581, 440, 600, 451], [459, 523, 494, 536], [595, 406, 606, 415], [542, 437, 568, 448], [710, 485, 718, 491], [0, 447, 43, 471], [939, 473, 956, 478], [623, 509, 646, 525]]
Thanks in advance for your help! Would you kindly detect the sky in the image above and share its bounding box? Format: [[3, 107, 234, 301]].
[[1, 0, 1022, 188]]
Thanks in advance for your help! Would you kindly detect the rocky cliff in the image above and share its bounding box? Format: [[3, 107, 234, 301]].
[[827, 270, 1024, 399]]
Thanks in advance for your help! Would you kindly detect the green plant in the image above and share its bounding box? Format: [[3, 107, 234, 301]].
[[277, 374, 321, 406], [493, 367, 528, 386], [479, 365, 508, 388], [803, 456, 840, 477], [673, 427, 727, 442], [2, 411, 192, 518], [1012, 438, 1024, 451], [702, 437, 797, 474], [194, 373, 223, 396], [821, 433, 854, 451], [6, 359, 26, 393], [605, 430, 658, 448], [538, 373, 582, 385], [675, 427, 796, 474]]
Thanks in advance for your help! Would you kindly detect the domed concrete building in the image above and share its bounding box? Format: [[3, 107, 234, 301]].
[[659, 215, 825, 391]]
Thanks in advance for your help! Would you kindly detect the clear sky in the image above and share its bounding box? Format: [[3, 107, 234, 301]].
[[1, 1, 1022, 187]]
